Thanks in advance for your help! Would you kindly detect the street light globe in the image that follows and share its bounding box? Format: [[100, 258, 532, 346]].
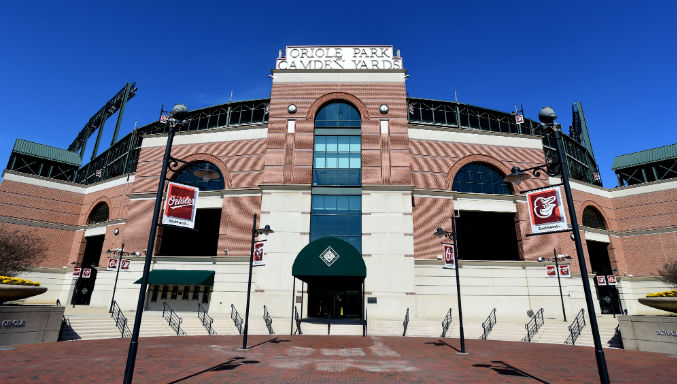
[[171, 104, 189, 120], [538, 107, 557, 124]]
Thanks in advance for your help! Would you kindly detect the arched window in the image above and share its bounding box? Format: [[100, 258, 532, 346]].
[[583, 206, 607, 230], [311, 101, 362, 251], [452, 163, 511, 195], [88, 202, 109, 224], [172, 161, 225, 191]]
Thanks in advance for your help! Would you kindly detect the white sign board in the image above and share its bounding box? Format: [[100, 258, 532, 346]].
[[162, 182, 199, 229], [515, 114, 524, 124], [276, 46, 403, 70]]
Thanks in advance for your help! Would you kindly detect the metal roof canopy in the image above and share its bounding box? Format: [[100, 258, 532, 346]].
[[133, 270, 215, 286], [611, 144, 677, 170], [12, 139, 81, 166], [292, 237, 366, 283]]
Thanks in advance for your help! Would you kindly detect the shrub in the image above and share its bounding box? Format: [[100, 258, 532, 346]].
[[657, 258, 677, 287], [0, 229, 46, 276]]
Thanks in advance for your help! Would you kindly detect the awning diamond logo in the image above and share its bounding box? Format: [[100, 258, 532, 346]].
[[319, 246, 340, 267]]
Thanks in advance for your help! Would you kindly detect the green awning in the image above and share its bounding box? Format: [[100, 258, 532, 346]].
[[292, 238, 366, 281], [134, 270, 215, 286]]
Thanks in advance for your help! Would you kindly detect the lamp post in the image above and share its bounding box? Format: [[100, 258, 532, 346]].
[[123, 104, 191, 384], [537, 249, 572, 321], [504, 106, 610, 384], [105, 244, 141, 313], [241, 213, 272, 350], [434, 213, 466, 354]]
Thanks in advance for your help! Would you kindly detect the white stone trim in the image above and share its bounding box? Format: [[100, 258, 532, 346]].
[[196, 195, 223, 209], [550, 177, 677, 199], [2, 172, 134, 194], [408, 127, 543, 149], [141, 127, 268, 148], [454, 197, 517, 213], [272, 71, 406, 83], [84, 226, 106, 237], [584, 230, 611, 243]]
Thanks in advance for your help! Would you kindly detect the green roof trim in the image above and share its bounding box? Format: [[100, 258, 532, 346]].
[[292, 237, 366, 281], [12, 139, 81, 166], [611, 144, 677, 170], [134, 270, 215, 286]]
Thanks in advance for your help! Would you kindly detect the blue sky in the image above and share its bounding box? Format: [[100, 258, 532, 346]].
[[1, 1, 675, 187]]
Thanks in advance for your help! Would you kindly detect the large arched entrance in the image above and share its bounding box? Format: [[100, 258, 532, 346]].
[[292, 237, 366, 320]]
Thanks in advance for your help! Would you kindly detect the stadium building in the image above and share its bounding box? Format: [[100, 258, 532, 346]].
[[1, 45, 675, 326]]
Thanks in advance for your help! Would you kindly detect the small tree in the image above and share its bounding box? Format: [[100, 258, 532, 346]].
[[657, 258, 677, 287], [0, 229, 46, 276]]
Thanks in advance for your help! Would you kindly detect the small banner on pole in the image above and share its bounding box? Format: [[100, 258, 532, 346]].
[[442, 243, 455, 269], [82, 268, 92, 279], [120, 259, 131, 271], [607, 275, 618, 285], [162, 181, 199, 229], [558, 264, 571, 278], [72, 268, 82, 278], [253, 241, 265, 266], [527, 187, 568, 234], [107, 258, 119, 271], [596, 275, 607, 286]]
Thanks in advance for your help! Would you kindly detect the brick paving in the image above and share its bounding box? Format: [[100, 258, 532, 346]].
[[0, 335, 674, 384]]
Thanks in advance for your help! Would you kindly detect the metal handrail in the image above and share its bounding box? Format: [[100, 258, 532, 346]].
[[363, 306, 367, 337], [294, 306, 303, 335], [197, 303, 216, 335], [480, 308, 497, 340], [402, 308, 410, 336], [565, 309, 586, 345], [231, 304, 243, 335], [522, 308, 544, 342], [441, 308, 452, 338], [263, 305, 275, 335], [162, 302, 184, 336], [110, 300, 131, 338], [327, 311, 331, 335]]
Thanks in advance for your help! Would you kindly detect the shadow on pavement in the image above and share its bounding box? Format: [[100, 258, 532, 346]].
[[473, 361, 549, 383], [167, 357, 259, 383], [424, 339, 461, 353], [247, 336, 291, 349]]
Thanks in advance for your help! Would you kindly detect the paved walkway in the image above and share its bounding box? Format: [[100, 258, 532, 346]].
[[0, 335, 674, 383]]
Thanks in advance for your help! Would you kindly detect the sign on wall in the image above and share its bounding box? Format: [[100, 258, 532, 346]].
[[526, 187, 568, 234], [253, 241, 265, 267], [276, 46, 403, 71], [443, 243, 455, 269], [162, 182, 199, 229]]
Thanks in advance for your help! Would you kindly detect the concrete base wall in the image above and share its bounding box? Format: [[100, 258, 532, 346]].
[[618, 315, 677, 355], [0, 305, 65, 346]]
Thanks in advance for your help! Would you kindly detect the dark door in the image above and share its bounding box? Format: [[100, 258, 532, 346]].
[[72, 235, 104, 305], [307, 279, 362, 319], [587, 240, 622, 314]]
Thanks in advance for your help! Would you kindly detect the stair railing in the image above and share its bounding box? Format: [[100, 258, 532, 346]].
[[327, 310, 331, 335], [363, 306, 367, 337], [522, 308, 544, 342], [402, 308, 410, 336], [263, 305, 275, 335], [162, 302, 185, 336], [565, 308, 586, 345], [294, 306, 303, 335], [479, 308, 496, 340], [441, 308, 452, 338], [197, 303, 216, 335], [231, 304, 244, 335], [58, 315, 71, 341], [111, 300, 131, 338]]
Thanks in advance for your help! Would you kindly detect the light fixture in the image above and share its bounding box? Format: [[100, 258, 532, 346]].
[[171, 104, 189, 121], [538, 106, 557, 124], [288, 104, 297, 114], [434, 227, 447, 238], [503, 166, 530, 185], [379, 104, 389, 114]]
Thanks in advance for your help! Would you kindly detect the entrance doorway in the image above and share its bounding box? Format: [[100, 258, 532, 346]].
[[307, 279, 362, 319], [72, 235, 104, 305], [587, 240, 622, 314], [456, 211, 520, 260]]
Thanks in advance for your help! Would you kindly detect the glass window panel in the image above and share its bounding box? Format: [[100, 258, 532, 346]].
[[338, 153, 349, 168], [338, 136, 350, 151], [452, 162, 511, 195], [324, 195, 336, 211], [315, 156, 326, 168], [311, 195, 324, 212], [348, 215, 361, 235], [334, 216, 349, 235], [349, 153, 361, 168], [349, 196, 361, 212], [314, 136, 326, 151], [349, 136, 361, 151], [326, 136, 338, 151], [326, 155, 338, 168], [336, 196, 349, 212]]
